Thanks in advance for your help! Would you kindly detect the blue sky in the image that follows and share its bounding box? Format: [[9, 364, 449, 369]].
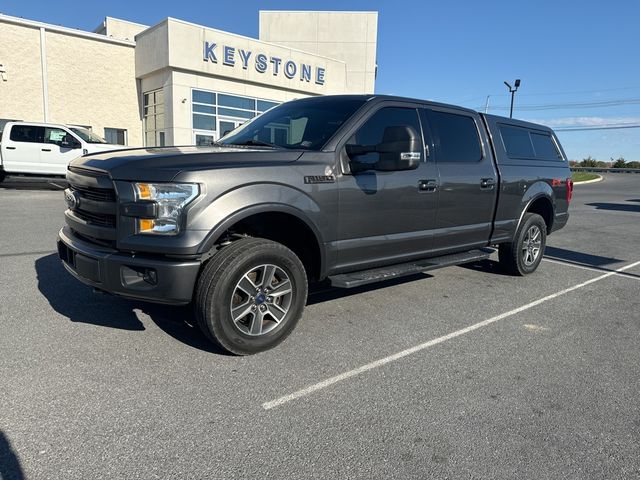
[[2, 0, 639, 161]]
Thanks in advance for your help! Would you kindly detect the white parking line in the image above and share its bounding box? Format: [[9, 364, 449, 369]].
[[543, 257, 640, 280], [262, 259, 640, 410], [543, 257, 608, 273]]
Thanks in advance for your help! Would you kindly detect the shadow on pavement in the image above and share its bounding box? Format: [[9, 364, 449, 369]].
[[0, 177, 67, 191], [34, 253, 229, 355], [586, 202, 640, 213], [544, 246, 624, 267], [458, 259, 513, 276], [0, 430, 24, 480], [307, 272, 433, 305]]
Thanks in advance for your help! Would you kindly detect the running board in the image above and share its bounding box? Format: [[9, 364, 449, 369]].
[[328, 248, 495, 289]]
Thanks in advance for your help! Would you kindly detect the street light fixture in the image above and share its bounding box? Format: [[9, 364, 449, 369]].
[[504, 79, 521, 118]]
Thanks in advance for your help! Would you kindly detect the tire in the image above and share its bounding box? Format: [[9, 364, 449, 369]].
[[499, 213, 547, 276], [194, 237, 308, 355]]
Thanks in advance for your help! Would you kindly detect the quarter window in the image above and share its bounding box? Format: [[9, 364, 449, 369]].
[[531, 132, 562, 160], [500, 124, 562, 161], [500, 125, 535, 158], [429, 111, 482, 162]]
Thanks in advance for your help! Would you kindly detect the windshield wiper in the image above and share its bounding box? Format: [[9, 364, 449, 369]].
[[228, 139, 280, 148]]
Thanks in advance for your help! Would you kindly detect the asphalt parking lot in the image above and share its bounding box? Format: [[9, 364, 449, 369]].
[[1, 174, 639, 479]]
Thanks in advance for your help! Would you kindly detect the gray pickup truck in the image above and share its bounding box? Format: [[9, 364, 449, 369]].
[[57, 95, 572, 354]]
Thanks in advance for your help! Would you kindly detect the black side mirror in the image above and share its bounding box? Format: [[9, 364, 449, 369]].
[[376, 125, 421, 171], [347, 125, 422, 173], [61, 134, 80, 149]]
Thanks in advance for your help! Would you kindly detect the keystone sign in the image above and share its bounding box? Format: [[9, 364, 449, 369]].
[[203, 41, 326, 86]]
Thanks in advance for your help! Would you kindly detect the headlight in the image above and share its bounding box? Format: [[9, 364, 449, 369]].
[[134, 183, 199, 235]]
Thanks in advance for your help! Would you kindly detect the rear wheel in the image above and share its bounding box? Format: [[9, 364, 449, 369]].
[[499, 212, 546, 275], [194, 237, 308, 355]]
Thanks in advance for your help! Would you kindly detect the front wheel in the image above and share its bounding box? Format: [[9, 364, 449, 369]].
[[194, 237, 308, 355], [499, 213, 547, 276]]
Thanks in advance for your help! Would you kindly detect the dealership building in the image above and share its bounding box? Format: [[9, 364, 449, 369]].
[[0, 11, 378, 146]]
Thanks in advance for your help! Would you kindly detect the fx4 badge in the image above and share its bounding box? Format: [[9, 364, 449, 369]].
[[304, 175, 335, 184]]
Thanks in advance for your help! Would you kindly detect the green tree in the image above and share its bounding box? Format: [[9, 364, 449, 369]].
[[626, 161, 640, 169], [611, 157, 626, 168], [580, 156, 598, 167]]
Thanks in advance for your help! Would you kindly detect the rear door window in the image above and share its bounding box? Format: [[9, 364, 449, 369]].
[[9, 125, 45, 143], [428, 110, 482, 162]]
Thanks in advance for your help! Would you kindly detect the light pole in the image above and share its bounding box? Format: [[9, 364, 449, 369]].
[[503, 79, 521, 118]]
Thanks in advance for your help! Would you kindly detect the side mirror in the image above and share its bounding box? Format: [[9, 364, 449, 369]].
[[61, 134, 81, 149], [347, 125, 422, 173], [375, 125, 421, 171]]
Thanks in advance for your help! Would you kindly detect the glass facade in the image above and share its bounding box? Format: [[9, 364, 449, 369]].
[[144, 89, 165, 147], [192, 89, 279, 142]]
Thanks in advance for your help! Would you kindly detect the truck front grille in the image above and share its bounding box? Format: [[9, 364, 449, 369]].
[[68, 182, 116, 202], [73, 209, 116, 228], [66, 167, 118, 246]]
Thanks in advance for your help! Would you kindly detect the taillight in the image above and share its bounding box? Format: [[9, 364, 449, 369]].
[[566, 178, 573, 204]]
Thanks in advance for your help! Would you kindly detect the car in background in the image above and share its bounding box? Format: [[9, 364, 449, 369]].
[[0, 122, 126, 180]]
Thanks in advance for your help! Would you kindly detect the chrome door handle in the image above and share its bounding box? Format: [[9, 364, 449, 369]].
[[418, 179, 437, 192], [480, 178, 495, 189]]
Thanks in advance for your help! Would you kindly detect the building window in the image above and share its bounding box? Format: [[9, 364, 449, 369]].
[[144, 89, 165, 147], [104, 128, 127, 145], [195, 134, 215, 146], [191, 89, 280, 142]]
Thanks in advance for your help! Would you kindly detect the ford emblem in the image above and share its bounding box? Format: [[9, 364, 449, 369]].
[[64, 189, 79, 210]]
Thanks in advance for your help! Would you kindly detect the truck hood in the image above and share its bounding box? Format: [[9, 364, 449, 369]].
[[86, 143, 128, 153], [69, 146, 304, 181]]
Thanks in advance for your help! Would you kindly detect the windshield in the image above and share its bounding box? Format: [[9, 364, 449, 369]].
[[218, 97, 367, 150], [70, 127, 107, 144]]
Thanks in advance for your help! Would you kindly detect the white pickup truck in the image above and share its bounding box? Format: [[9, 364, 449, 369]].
[[0, 122, 125, 180]]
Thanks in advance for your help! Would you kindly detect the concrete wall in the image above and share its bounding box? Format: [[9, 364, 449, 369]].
[[0, 21, 45, 123], [1, 11, 376, 148], [45, 31, 142, 145], [259, 11, 378, 93], [0, 15, 142, 146], [95, 17, 148, 42], [136, 18, 348, 96]]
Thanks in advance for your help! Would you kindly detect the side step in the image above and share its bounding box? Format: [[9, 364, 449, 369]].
[[328, 248, 495, 289]]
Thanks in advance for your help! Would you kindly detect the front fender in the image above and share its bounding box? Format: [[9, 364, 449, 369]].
[[191, 182, 328, 255]]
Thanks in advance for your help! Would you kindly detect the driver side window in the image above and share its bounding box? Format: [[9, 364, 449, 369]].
[[347, 107, 423, 168], [44, 128, 70, 146]]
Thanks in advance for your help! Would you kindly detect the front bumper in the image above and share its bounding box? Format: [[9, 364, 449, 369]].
[[57, 226, 201, 305]]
